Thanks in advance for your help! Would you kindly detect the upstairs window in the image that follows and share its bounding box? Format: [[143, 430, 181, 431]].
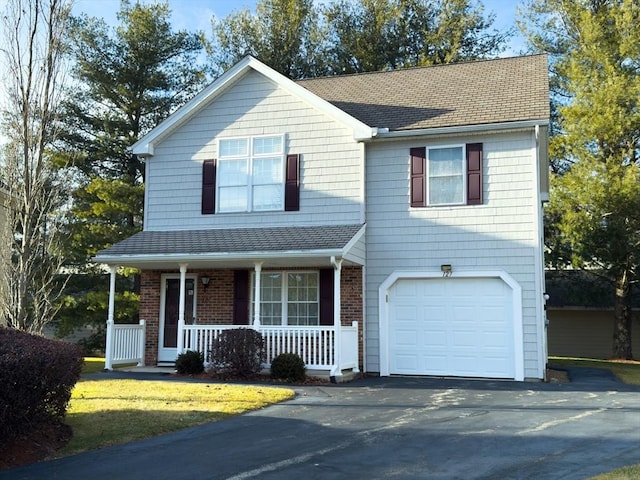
[[217, 135, 284, 213], [410, 143, 483, 207]]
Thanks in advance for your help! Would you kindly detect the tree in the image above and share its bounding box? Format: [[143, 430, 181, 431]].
[[209, 0, 328, 79], [323, 0, 510, 73], [210, 0, 510, 79], [59, 0, 207, 266], [54, 0, 207, 339], [521, 0, 640, 358], [0, 0, 72, 333]]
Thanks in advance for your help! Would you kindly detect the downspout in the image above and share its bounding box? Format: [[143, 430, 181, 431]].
[[105, 265, 117, 371], [330, 256, 343, 380], [177, 264, 188, 357]]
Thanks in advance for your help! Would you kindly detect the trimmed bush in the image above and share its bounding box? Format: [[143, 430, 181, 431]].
[[0, 327, 83, 447], [270, 353, 306, 383], [209, 328, 265, 377], [175, 350, 204, 375]]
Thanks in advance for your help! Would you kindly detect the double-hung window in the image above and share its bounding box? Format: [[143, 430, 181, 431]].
[[217, 135, 284, 213], [410, 143, 483, 207], [253, 271, 319, 326], [428, 146, 464, 205]]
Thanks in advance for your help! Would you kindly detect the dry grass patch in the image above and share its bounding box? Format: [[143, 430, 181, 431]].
[[59, 379, 294, 456], [589, 465, 640, 479]]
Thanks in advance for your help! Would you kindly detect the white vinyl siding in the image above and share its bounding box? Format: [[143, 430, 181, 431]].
[[144, 70, 363, 230], [365, 130, 545, 379]]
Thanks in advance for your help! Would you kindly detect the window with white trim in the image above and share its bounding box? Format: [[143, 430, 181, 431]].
[[252, 271, 319, 326], [217, 135, 284, 212], [428, 145, 465, 205]]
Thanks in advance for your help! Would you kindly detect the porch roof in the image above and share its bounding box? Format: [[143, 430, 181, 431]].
[[94, 224, 365, 269]]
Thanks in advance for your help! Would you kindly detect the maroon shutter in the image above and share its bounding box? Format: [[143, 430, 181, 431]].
[[202, 160, 216, 214], [319, 268, 334, 326], [410, 147, 426, 207], [284, 154, 299, 211], [466, 143, 483, 205], [233, 270, 249, 325]]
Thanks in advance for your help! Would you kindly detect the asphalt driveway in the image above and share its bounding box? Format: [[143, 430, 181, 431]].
[[2, 368, 639, 480]]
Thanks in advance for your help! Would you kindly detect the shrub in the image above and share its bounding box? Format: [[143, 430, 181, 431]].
[[209, 328, 265, 377], [175, 350, 204, 375], [270, 353, 306, 383], [0, 327, 83, 447]]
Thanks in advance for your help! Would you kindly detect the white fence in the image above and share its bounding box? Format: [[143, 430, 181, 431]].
[[108, 320, 145, 367], [108, 320, 359, 373], [184, 322, 359, 372]]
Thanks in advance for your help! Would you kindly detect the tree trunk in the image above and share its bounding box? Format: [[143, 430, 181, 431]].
[[612, 269, 632, 359]]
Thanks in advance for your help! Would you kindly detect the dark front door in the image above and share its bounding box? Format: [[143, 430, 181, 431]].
[[162, 278, 195, 349]]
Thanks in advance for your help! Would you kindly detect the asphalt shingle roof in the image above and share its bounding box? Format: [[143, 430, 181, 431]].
[[96, 224, 364, 258], [297, 54, 549, 131]]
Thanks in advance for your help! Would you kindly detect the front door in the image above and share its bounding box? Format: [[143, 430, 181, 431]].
[[159, 277, 196, 363]]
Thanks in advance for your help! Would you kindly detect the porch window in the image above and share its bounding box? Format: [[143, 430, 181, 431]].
[[253, 271, 319, 326], [217, 135, 284, 212]]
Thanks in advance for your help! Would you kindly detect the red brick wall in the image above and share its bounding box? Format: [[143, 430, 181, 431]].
[[139, 266, 364, 369]]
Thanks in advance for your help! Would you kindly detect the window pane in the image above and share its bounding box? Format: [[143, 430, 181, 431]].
[[218, 186, 248, 212], [253, 136, 282, 155], [260, 273, 282, 325], [253, 157, 283, 184], [253, 184, 283, 211], [287, 273, 319, 326], [220, 138, 248, 157], [218, 159, 247, 186], [429, 146, 463, 205]]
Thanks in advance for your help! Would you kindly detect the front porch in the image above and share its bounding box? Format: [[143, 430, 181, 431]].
[[106, 321, 360, 377]]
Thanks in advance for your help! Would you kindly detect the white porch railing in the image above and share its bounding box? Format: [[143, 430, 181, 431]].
[[107, 319, 146, 368], [107, 320, 359, 374], [183, 322, 359, 372]]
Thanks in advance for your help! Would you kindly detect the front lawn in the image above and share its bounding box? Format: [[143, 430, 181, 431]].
[[59, 378, 294, 456]]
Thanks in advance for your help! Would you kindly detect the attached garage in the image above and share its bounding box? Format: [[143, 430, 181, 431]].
[[379, 271, 524, 380]]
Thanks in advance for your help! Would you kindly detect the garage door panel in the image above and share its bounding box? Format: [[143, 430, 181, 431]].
[[389, 277, 515, 379]]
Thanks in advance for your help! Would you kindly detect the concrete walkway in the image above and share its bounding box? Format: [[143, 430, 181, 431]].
[[2, 368, 639, 480]]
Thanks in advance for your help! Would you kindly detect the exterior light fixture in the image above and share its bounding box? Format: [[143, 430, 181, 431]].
[[440, 264, 452, 277], [201, 275, 210, 289]]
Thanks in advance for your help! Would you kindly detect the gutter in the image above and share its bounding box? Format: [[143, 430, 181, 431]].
[[366, 119, 550, 141]]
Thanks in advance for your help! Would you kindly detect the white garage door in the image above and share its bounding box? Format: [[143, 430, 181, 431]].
[[389, 277, 515, 378]]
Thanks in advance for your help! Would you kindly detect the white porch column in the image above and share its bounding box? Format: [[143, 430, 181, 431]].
[[177, 264, 188, 356], [330, 256, 343, 378], [253, 262, 263, 327], [105, 265, 117, 371]]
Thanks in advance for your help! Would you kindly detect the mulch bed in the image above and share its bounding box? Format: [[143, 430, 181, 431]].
[[0, 421, 71, 471]]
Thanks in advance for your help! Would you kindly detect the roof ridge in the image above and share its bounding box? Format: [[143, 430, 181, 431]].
[[296, 53, 547, 83]]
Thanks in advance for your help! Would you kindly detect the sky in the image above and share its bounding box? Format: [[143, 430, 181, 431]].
[[72, 0, 529, 57]]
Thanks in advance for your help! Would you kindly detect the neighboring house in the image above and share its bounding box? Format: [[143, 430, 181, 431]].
[[95, 54, 550, 381], [546, 270, 640, 359]]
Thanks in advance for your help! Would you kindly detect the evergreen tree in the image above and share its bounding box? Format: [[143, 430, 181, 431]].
[[522, 0, 640, 358]]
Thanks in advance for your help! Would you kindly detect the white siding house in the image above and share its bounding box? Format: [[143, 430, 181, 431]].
[[96, 54, 550, 381]]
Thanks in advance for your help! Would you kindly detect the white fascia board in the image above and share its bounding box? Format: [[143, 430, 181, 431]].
[[94, 248, 346, 266], [131, 56, 374, 156], [370, 119, 550, 142]]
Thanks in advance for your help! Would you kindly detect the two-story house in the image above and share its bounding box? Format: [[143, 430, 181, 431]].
[[96, 54, 550, 381]]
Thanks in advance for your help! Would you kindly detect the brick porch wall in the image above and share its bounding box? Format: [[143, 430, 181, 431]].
[[139, 266, 364, 369]]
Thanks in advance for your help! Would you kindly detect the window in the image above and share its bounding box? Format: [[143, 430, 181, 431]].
[[217, 135, 284, 213], [252, 271, 319, 326], [428, 146, 464, 205], [410, 143, 483, 207]]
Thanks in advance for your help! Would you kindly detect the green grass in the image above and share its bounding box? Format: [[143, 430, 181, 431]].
[[589, 465, 640, 479], [59, 358, 295, 457], [548, 356, 640, 385]]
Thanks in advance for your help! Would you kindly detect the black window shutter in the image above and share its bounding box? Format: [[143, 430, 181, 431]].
[[233, 270, 249, 325], [410, 147, 426, 207], [319, 268, 334, 326], [202, 160, 216, 214], [466, 143, 483, 205], [284, 154, 299, 211]]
